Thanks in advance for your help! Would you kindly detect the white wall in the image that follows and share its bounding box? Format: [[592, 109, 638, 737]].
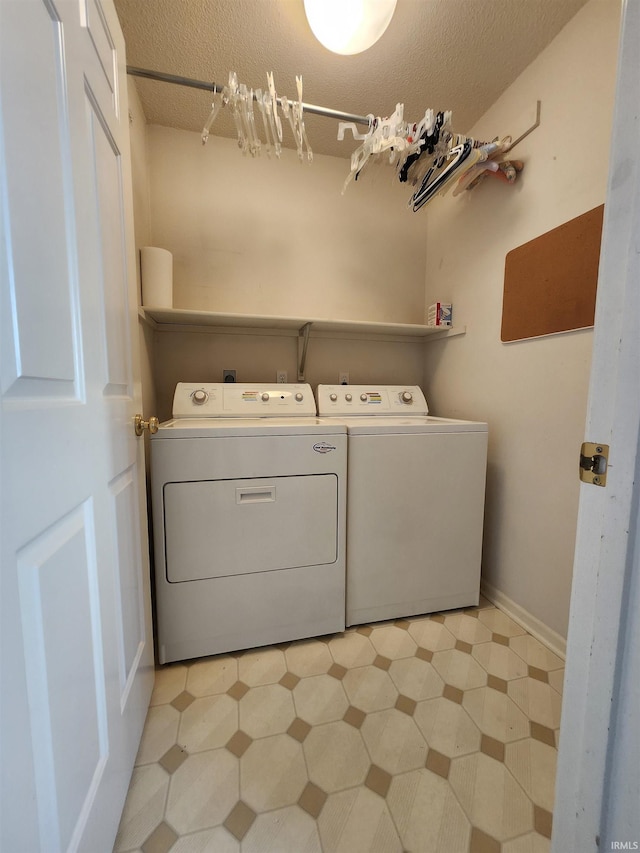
[[147, 125, 426, 324], [423, 0, 621, 640], [152, 329, 426, 421], [141, 124, 428, 413]]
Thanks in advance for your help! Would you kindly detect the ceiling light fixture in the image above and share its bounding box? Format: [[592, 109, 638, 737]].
[[303, 0, 397, 55]]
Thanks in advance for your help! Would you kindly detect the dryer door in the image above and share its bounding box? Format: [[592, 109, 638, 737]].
[[163, 474, 338, 582]]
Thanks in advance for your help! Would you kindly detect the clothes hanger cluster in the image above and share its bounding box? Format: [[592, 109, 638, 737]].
[[339, 107, 521, 210], [201, 72, 313, 163]]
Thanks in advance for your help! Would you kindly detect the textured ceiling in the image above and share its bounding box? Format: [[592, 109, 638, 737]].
[[114, 0, 588, 159]]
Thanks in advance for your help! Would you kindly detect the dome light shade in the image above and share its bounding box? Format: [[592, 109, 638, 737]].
[[304, 0, 397, 55]]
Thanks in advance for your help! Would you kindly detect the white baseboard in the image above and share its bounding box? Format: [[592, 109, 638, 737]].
[[481, 579, 566, 660]]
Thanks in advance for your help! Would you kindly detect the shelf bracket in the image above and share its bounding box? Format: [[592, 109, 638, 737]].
[[297, 322, 312, 382]]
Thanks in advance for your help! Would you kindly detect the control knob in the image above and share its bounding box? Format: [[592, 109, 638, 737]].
[[360, 393, 368, 402], [262, 392, 270, 402], [295, 392, 303, 402], [345, 394, 352, 402], [192, 389, 208, 405], [330, 393, 337, 402], [401, 391, 413, 403]]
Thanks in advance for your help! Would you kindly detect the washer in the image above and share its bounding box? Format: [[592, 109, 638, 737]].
[[151, 383, 347, 664], [317, 385, 488, 626]]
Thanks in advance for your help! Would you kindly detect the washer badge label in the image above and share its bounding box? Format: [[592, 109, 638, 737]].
[[313, 442, 337, 454]]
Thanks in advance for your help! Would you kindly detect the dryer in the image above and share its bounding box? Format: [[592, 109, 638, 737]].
[[151, 383, 347, 663], [317, 385, 488, 626]]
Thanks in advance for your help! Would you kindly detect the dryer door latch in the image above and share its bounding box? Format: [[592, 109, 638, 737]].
[[579, 442, 609, 486]]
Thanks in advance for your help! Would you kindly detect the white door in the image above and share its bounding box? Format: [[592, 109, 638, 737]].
[[0, 1, 153, 850], [552, 1, 640, 849]]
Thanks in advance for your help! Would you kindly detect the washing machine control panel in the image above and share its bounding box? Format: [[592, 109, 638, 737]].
[[317, 385, 429, 416], [172, 383, 317, 418]]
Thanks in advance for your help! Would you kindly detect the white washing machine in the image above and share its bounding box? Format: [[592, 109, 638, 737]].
[[151, 383, 347, 663], [317, 385, 488, 626]]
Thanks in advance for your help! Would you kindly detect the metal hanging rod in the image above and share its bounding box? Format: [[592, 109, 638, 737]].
[[127, 66, 371, 126]]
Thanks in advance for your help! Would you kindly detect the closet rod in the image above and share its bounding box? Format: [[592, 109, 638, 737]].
[[127, 66, 371, 126]]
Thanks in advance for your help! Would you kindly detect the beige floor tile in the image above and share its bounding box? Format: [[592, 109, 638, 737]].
[[443, 613, 493, 645], [141, 821, 177, 853], [165, 750, 238, 834], [501, 831, 551, 853], [463, 687, 531, 743], [361, 708, 428, 774], [505, 738, 558, 812], [369, 624, 418, 659], [449, 753, 534, 841], [150, 664, 188, 707], [317, 787, 403, 853], [328, 631, 377, 668], [414, 697, 482, 757], [239, 683, 296, 738], [472, 643, 529, 681], [241, 734, 308, 812], [185, 656, 238, 698], [342, 665, 399, 712], [388, 656, 445, 701], [547, 667, 565, 696], [509, 636, 564, 672], [238, 647, 287, 686], [178, 694, 238, 752], [292, 673, 349, 725], [507, 678, 563, 729], [114, 764, 170, 852], [432, 649, 488, 691], [135, 705, 180, 766], [170, 826, 240, 852], [387, 768, 471, 853], [407, 617, 457, 651], [304, 720, 370, 792], [477, 609, 527, 638], [242, 805, 322, 853], [284, 639, 334, 677]]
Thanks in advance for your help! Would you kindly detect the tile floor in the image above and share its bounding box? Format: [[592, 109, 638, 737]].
[[114, 598, 564, 853]]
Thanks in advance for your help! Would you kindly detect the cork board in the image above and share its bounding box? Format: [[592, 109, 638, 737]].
[[501, 205, 604, 342]]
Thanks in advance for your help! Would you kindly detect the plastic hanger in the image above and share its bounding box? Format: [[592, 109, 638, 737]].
[[294, 76, 313, 163], [281, 94, 302, 160], [265, 73, 282, 158], [227, 72, 248, 154], [254, 88, 272, 157], [201, 90, 224, 145]]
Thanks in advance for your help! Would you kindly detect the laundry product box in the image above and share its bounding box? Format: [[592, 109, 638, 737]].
[[427, 302, 452, 327]]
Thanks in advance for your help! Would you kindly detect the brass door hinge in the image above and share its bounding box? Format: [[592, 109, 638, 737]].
[[579, 442, 609, 486]]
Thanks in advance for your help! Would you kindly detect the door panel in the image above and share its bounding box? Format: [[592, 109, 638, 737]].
[[111, 467, 146, 692], [1, 0, 79, 395], [17, 503, 106, 851], [87, 92, 131, 396]]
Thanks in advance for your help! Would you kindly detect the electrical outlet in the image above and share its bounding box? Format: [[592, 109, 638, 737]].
[[339, 371, 349, 385], [223, 369, 236, 383], [277, 370, 288, 383]]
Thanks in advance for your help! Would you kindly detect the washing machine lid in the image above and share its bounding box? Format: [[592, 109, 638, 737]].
[[329, 416, 488, 435], [153, 417, 347, 439]]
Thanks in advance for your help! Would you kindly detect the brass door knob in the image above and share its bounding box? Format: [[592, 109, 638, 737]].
[[134, 414, 159, 436]]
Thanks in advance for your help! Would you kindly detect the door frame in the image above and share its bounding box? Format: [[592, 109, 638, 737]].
[[552, 0, 640, 848]]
